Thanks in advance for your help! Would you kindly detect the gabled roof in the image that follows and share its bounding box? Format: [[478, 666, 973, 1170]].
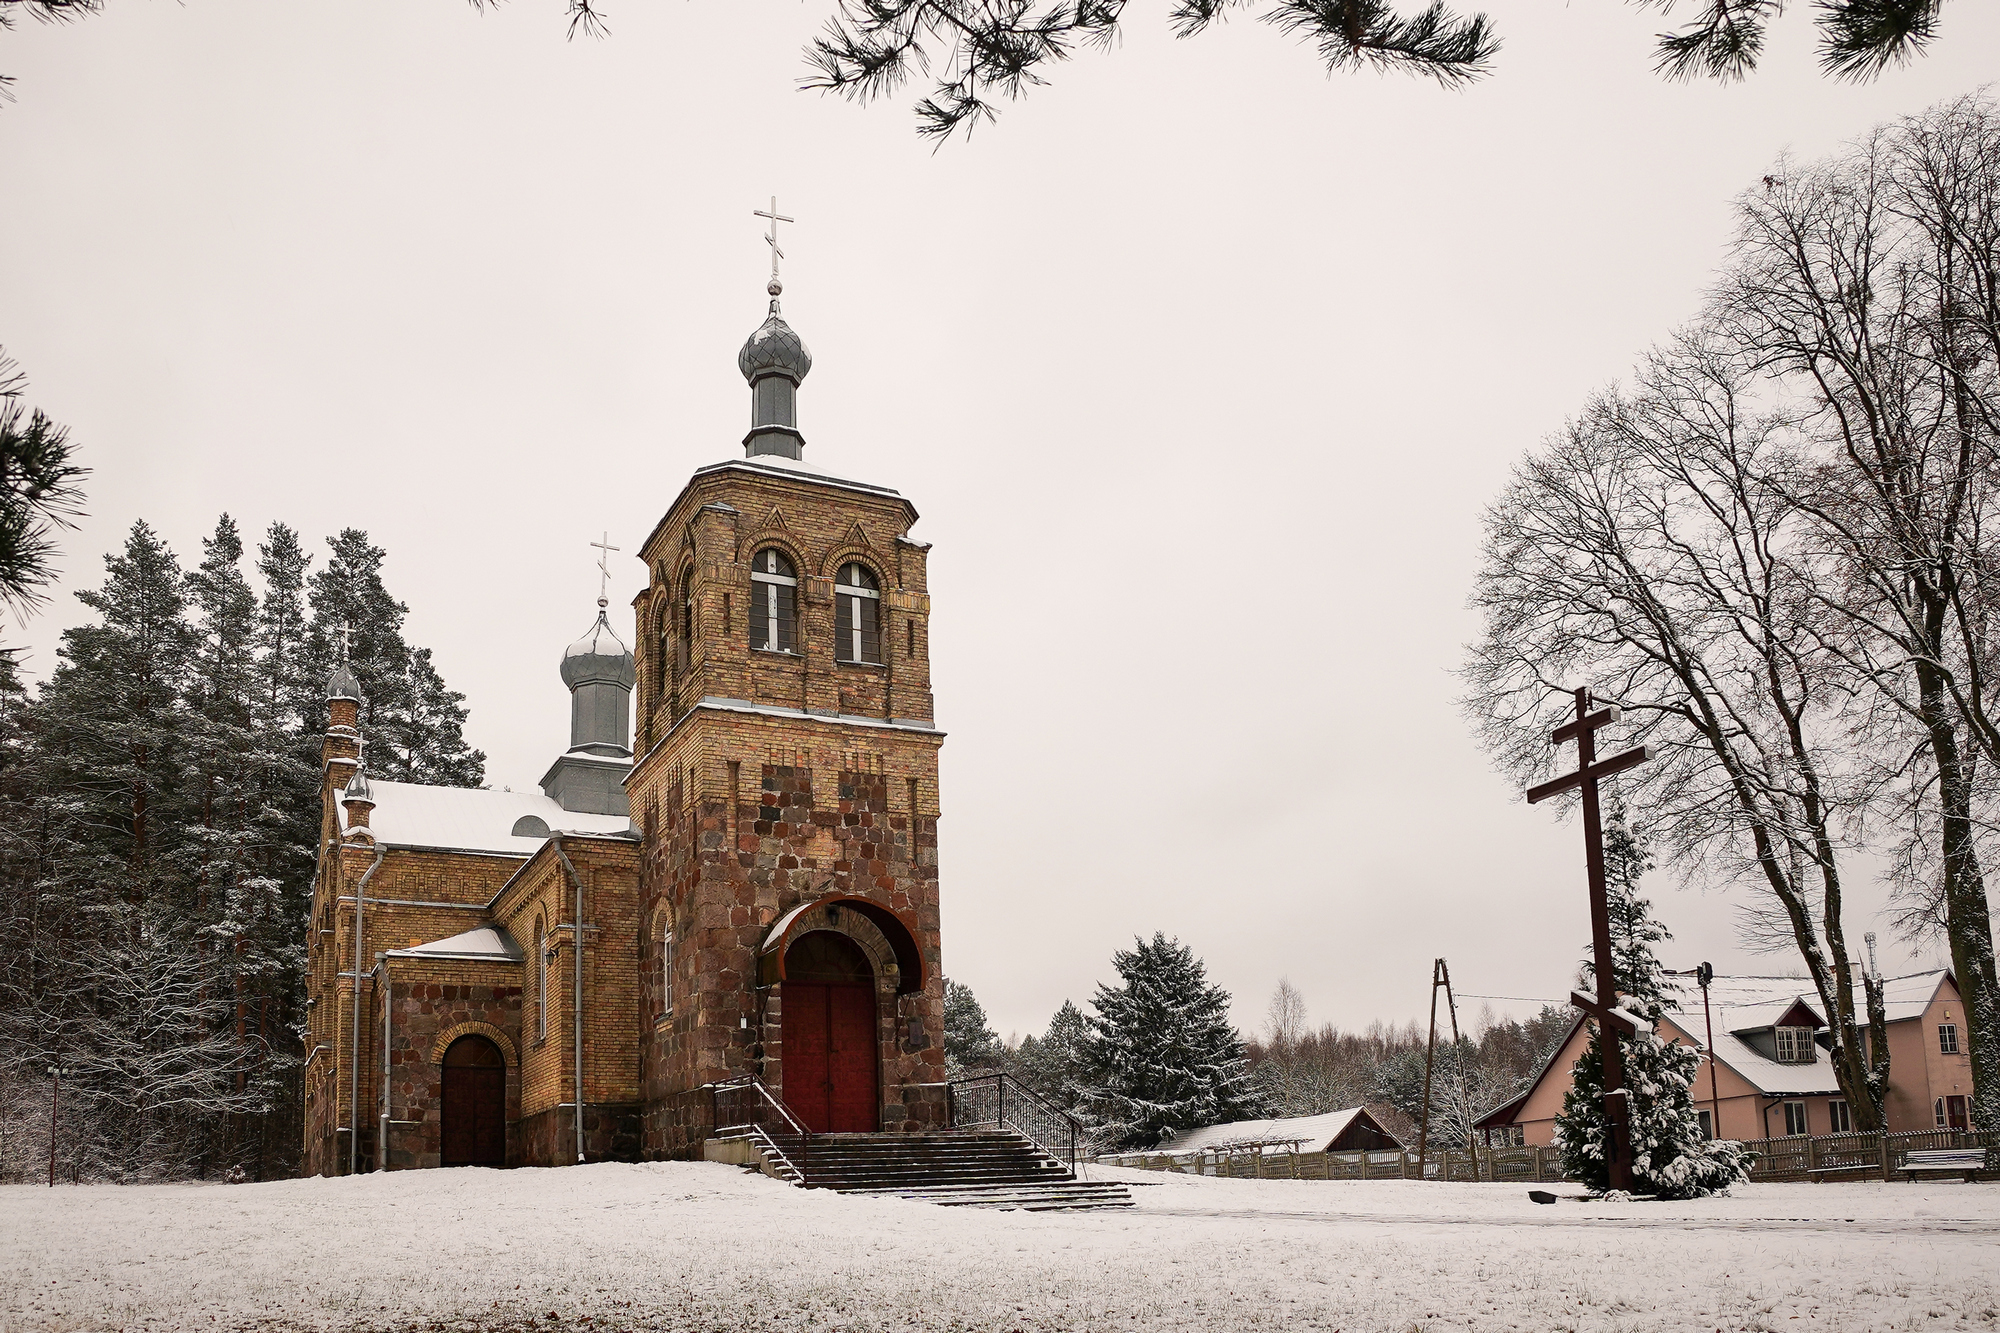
[[1162, 1108, 1401, 1155], [386, 926, 522, 963], [340, 780, 633, 855]]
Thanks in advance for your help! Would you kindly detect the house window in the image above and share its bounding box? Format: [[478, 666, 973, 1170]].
[[1939, 1023, 1960, 1055], [835, 562, 881, 664], [1827, 1099, 1852, 1134], [1782, 1101, 1809, 1136], [534, 915, 547, 1043], [660, 923, 675, 1020], [1697, 1109, 1714, 1140], [750, 549, 797, 653], [1941, 1095, 1970, 1131], [1774, 1026, 1816, 1064]]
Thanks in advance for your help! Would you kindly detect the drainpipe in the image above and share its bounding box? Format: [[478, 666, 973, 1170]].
[[349, 842, 386, 1176], [380, 955, 393, 1171], [551, 836, 587, 1165]]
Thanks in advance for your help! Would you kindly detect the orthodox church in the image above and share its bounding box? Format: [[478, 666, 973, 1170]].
[[302, 252, 946, 1173]]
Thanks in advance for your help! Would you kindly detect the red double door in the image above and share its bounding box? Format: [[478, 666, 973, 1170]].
[[783, 982, 879, 1133]]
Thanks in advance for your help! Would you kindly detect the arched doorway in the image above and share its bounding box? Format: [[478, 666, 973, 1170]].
[[781, 930, 879, 1133], [440, 1034, 507, 1167]]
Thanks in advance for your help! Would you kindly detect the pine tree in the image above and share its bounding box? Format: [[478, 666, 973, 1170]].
[[307, 529, 484, 787], [1553, 806, 1751, 1198], [1081, 933, 1265, 1150], [942, 977, 1000, 1075], [1014, 999, 1090, 1112]]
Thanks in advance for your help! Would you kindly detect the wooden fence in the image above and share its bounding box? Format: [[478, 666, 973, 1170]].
[[1092, 1127, 1997, 1185]]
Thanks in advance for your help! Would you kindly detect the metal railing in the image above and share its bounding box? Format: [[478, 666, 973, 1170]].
[[947, 1072, 1082, 1170], [709, 1075, 815, 1186]]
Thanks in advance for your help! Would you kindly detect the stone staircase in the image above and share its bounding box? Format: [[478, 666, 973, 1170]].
[[753, 1129, 1134, 1212]]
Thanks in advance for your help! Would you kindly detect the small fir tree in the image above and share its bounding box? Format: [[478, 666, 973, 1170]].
[[1081, 933, 1265, 1149], [1014, 999, 1091, 1113], [1553, 805, 1751, 1198]]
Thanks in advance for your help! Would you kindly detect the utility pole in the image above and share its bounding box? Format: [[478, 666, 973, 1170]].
[[1696, 963, 1720, 1138], [1416, 959, 1442, 1179], [1415, 959, 1481, 1180], [46, 1063, 69, 1187], [1526, 688, 1651, 1193]]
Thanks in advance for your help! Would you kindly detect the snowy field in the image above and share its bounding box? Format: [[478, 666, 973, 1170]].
[[4, 1163, 1998, 1333]]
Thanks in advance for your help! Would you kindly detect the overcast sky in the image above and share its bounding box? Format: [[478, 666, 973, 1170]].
[[3, 1, 1995, 1042]]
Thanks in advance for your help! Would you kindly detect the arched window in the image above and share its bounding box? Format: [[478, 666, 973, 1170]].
[[835, 562, 881, 664], [680, 566, 696, 662], [534, 914, 547, 1043], [660, 919, 675, 1020], [750, 549, 797, 654]]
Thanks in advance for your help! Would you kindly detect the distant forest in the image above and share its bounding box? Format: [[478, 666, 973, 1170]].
[[0, 518, 484, 1182]]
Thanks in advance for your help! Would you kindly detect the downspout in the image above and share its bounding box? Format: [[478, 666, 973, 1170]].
[[379, 955, 392, 1171], [349, 842, 387, 1176], [551, 835, 587, 1164]]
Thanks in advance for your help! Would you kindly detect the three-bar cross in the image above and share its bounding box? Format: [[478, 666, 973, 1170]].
[[1526, 687, 1651, 1192], [754, 196, 793, 283], [591, 532, 619, 608]]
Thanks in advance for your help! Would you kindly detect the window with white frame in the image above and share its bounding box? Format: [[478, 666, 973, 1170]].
[[1940, 1023, 1960, 1055], [1782, 1100, 1809, 1136], [834, 562, 881, 664], [660, 922, 675, 1020], [750, 549, 797, 654], [1827, 1099, 1852, 1133], [1774, 1026, 1816, 1063], [535, 915, 547, 1043]]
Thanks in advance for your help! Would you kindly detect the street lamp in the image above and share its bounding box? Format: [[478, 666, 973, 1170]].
[[46, 1063, 71, 1188]]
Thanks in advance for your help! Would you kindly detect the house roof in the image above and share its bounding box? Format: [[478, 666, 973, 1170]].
[[1162, 1108, 1400, 1155], [386, 925, 523, 963], [340, 780, 633, 856]]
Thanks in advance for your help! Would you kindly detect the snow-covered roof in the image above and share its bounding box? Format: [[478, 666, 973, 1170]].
[[340, 779, 633, 855], [386, 926, 523, 962], [1163, 1109, 1395, 1156]]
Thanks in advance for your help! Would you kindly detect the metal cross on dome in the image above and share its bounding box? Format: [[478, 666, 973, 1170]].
[[590, 532, 619, 608], [335, 621, 355, 663], [754, 196, 794, 283]]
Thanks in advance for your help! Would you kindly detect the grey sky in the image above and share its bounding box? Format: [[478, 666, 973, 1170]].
[[3, 1, 1995, 1042]]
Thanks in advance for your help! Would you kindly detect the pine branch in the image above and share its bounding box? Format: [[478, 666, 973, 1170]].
[[1815, 0, 1941, 79]]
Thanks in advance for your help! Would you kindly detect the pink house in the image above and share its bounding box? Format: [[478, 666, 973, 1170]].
[[1476, 971, 1976, 1145]]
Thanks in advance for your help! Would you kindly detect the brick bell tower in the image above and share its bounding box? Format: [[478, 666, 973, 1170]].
[[630, 227, 946, 1157]]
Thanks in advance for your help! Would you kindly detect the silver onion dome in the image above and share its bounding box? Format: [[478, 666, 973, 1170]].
[[326, 661, 362, 702], [737, 285, 812, 386], [560, 610, 636, 691]]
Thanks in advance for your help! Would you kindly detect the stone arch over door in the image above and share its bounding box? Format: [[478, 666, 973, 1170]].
[[429, 1021, 518, 1068]]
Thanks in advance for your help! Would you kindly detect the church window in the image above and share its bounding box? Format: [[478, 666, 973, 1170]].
[[750, 549, 797, 653], [835, 562, 881, 664], [660, 923, 675, 1020], [906, 620, 914, 658], [534, 915, 547, 1043]]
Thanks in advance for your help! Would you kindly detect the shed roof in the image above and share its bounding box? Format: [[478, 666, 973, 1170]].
[[1163, 1108, 1400, 1155], [340, 780, 633, 855]]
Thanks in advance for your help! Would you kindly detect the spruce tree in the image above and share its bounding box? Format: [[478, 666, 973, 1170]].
[[1014, 999, 1091, 1114], [1553, 807, 1751, 1198], [1081, 933, 1265, 1149], [942, 977, 1001, 1075]]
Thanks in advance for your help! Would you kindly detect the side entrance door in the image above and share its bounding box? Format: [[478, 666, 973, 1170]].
[[440, 1035, 507, 1167], [783, 982, 879, 1133]]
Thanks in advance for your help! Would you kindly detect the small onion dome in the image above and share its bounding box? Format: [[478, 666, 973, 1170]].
[[561, 610, 636, 690], [342, 767, 374, 807], [326, 661, 362, 702], [737, 296, 812, 386]]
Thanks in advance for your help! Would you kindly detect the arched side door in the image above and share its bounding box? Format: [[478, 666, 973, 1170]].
[[781, 931, 880, 1133], [440, 1034, 507, 1167]]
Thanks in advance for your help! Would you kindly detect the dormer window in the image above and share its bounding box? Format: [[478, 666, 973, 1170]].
[[835, 562, 881, 664], [1775, 1026, 1816, 1064], [750, 549, 797, 654]]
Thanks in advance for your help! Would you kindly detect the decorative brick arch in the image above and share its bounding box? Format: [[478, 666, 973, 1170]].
[[818, 545, 888, 584], [769, 898, 904, 996], [429, 1021, 518, 1067], [737, 531, 808, 576]]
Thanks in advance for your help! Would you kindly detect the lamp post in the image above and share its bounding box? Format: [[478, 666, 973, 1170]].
[[46, 1063, 70, 1188]]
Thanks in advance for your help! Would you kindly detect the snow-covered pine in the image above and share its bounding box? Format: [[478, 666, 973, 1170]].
[[1080, 933, 1266, 1149], [1553, 806, 1751, 1198], [941, 977, 1001, 1077]]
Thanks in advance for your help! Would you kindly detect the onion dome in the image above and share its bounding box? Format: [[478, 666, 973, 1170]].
[[737, 282, 812, 386], [561, 610, 636, 690], [342, 767, 374, 806], [326, 661, 362, 702]]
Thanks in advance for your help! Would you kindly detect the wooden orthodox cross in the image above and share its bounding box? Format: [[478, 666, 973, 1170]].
[[1525, 688, 1651, 1192]]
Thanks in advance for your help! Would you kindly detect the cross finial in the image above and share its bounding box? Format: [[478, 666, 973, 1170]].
[[336, 621, 355, 663], [590, 532, 619, 609], [753, 195, 794, 294]]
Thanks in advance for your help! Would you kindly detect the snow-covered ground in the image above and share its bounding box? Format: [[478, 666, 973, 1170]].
[[5, 1163, 1998, 1332]]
